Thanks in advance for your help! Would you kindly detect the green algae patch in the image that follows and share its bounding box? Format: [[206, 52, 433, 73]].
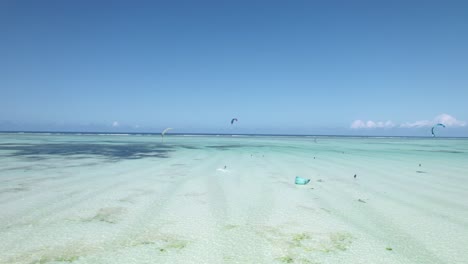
[[277, 256, 320, 264], [223, 256, 235, 261], [125, 231, 189, 254], [292, 233, 311, 247], [35, 255, 80, 263], [166, 240, 188, 249], [153, 238, 189, 253], [293, 233, 310, 242], [277, 256, 294, 263], [386, 247, 393, 251], [328, 232, 352, 251], [224, 224, 240, 230], [253, 225, 353, 263], [156, 240, 187, 253], [93, 207, 124, 223], [83, 207, 126, 224], [127, 240, 156, 247], [289, 231, 352, 252], [55, 256, 80, 262], [297, 259, 318, 264]]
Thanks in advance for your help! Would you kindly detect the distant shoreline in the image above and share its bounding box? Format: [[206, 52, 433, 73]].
[[0, 131, 466, 139]]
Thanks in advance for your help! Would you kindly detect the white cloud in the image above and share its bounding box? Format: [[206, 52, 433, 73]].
[[351, 120, 366, 129], [400, 120, 431, 128], [352, 114, 466, 129], [400, 114, 466, 128], [112, 121, 119, 127], [434, 114, 466, 127], [351, 120, 395, 129]]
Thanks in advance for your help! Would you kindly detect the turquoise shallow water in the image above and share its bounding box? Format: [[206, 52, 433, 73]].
[[1, 133, 467, 264]]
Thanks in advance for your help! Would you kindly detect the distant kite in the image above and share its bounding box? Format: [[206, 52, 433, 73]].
[[431, 123, 445, 137], [161, 128, 173, 140], [231, 118, 238, 125]]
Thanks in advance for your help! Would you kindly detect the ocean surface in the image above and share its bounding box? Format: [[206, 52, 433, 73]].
[[1, 133, 467, 264]]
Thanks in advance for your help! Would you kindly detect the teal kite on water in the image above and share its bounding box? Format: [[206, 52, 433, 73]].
[[295, 176, 310, 185]]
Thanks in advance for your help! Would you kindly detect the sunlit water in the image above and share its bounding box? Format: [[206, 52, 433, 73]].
[[1, 133, 467, 264]]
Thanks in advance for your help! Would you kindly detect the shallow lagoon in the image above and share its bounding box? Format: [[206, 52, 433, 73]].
[[1, 133, 467, 264]]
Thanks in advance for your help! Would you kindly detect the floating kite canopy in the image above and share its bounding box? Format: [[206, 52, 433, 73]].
[[431, 123, 445, 137], [295, 176, 310, 185], [231, 118, 238, 125]]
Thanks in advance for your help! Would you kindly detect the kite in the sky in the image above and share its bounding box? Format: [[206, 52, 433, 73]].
[[431, 123, 445, 137], [231, 118, 238, 125], [161, 128, 173, 141]]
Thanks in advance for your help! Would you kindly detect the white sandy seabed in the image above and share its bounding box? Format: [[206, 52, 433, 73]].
[[0, 134, 467, 264]]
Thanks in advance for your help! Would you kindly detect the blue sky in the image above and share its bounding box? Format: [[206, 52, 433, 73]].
[[1, 0, 467, 136]]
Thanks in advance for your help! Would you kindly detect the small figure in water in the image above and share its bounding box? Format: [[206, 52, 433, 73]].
[[224, 165, 227, 169], [419, 164, 421, 167], [313, 157, 316, 159], [354, 174, 357, 179]]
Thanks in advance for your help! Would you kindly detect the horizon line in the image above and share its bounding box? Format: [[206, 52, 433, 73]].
[[0, 130, 466, 139]]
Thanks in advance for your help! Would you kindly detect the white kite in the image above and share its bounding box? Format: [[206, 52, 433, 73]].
[[161, 128, 173, 142]]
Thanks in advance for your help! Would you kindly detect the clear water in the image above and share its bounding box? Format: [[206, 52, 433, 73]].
[[1, 133, 467, 264]]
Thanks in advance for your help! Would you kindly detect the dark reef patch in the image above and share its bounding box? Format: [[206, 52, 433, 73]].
[[205, 144, 267, 150], [0, 143, 176, 160]]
